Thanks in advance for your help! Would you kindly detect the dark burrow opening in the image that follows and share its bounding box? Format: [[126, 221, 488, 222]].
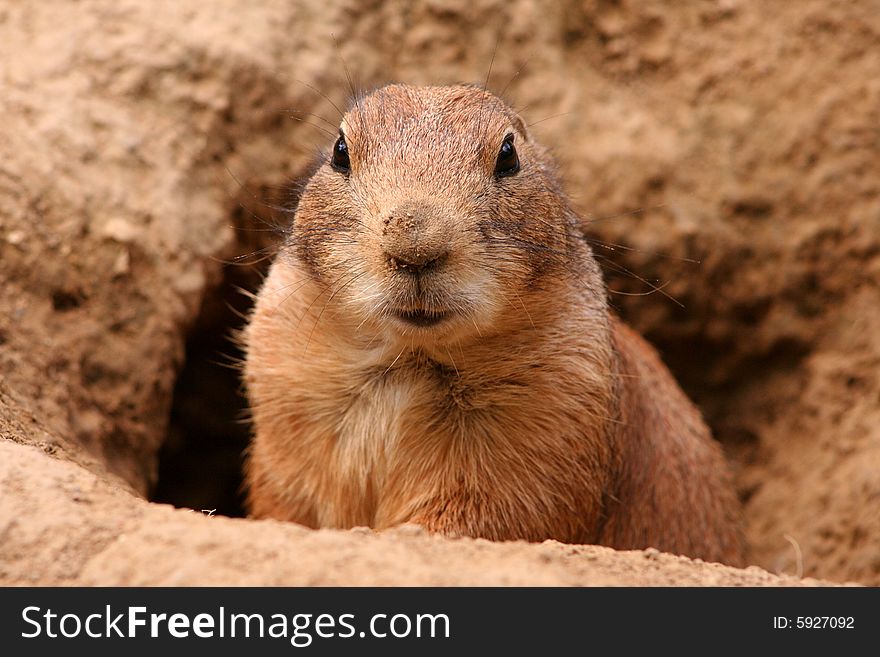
[[150, 188, 289, 517], [150, 263, 260, 517]]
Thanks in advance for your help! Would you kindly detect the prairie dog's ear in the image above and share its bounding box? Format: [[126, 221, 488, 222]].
[[511, 113, 529, 141]]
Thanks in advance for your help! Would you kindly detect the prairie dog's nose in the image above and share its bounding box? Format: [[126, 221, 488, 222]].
[[382, 201, 451, 275], [386, 246, 448, 274]]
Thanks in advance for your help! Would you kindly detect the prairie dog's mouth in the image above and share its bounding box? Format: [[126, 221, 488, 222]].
[[393, 308, 449, 328]]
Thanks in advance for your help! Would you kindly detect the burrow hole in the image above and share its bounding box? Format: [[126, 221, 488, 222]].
[[149, 184, 292, 517]]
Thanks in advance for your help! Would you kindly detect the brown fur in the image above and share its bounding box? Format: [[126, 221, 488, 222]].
[[243, 84, 744, 565]]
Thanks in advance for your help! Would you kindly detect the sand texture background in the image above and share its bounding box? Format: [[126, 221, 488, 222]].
[[1, 0, 878, 586]]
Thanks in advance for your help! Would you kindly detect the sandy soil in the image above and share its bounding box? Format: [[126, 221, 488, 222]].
[[0, 440, 823, 586], [1, 0, 878, 585]]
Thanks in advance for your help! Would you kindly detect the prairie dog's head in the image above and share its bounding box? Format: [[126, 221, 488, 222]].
[[289, 84, 581, 348]]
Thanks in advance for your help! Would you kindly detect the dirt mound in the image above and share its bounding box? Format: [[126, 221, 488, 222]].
[[0, 440, 822, 586], [1, 0, 877, 585]]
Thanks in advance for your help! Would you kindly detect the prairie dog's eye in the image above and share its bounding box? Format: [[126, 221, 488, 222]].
[[494, 133, 519, 178], [331, 133, 350, 173]]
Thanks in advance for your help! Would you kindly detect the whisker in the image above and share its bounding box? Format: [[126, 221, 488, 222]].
[[583, 204, 667, 228], [498, 56, 531, 100], [445, 346, 460, 377], [304, 268, 368, 355], [209, 244, 280, 268], [585, 235, 701, 264], [595, 256, 684, 308], [222, 165, 292, 233], [269, 256, 362, 316], [284, 114, 336, 139], [279, 108, 338, 130], [608, 281, 672, 297], [527, 111, 572, 128], [331, 34, 365, 135], [477, 36, 500, 144], [293, 78, 345, 120], [511, 287, 536, 330], [382, 346, 406, 377]]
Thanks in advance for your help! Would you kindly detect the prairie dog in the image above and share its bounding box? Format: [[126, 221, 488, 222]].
[[243, 84, 744, 565]]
